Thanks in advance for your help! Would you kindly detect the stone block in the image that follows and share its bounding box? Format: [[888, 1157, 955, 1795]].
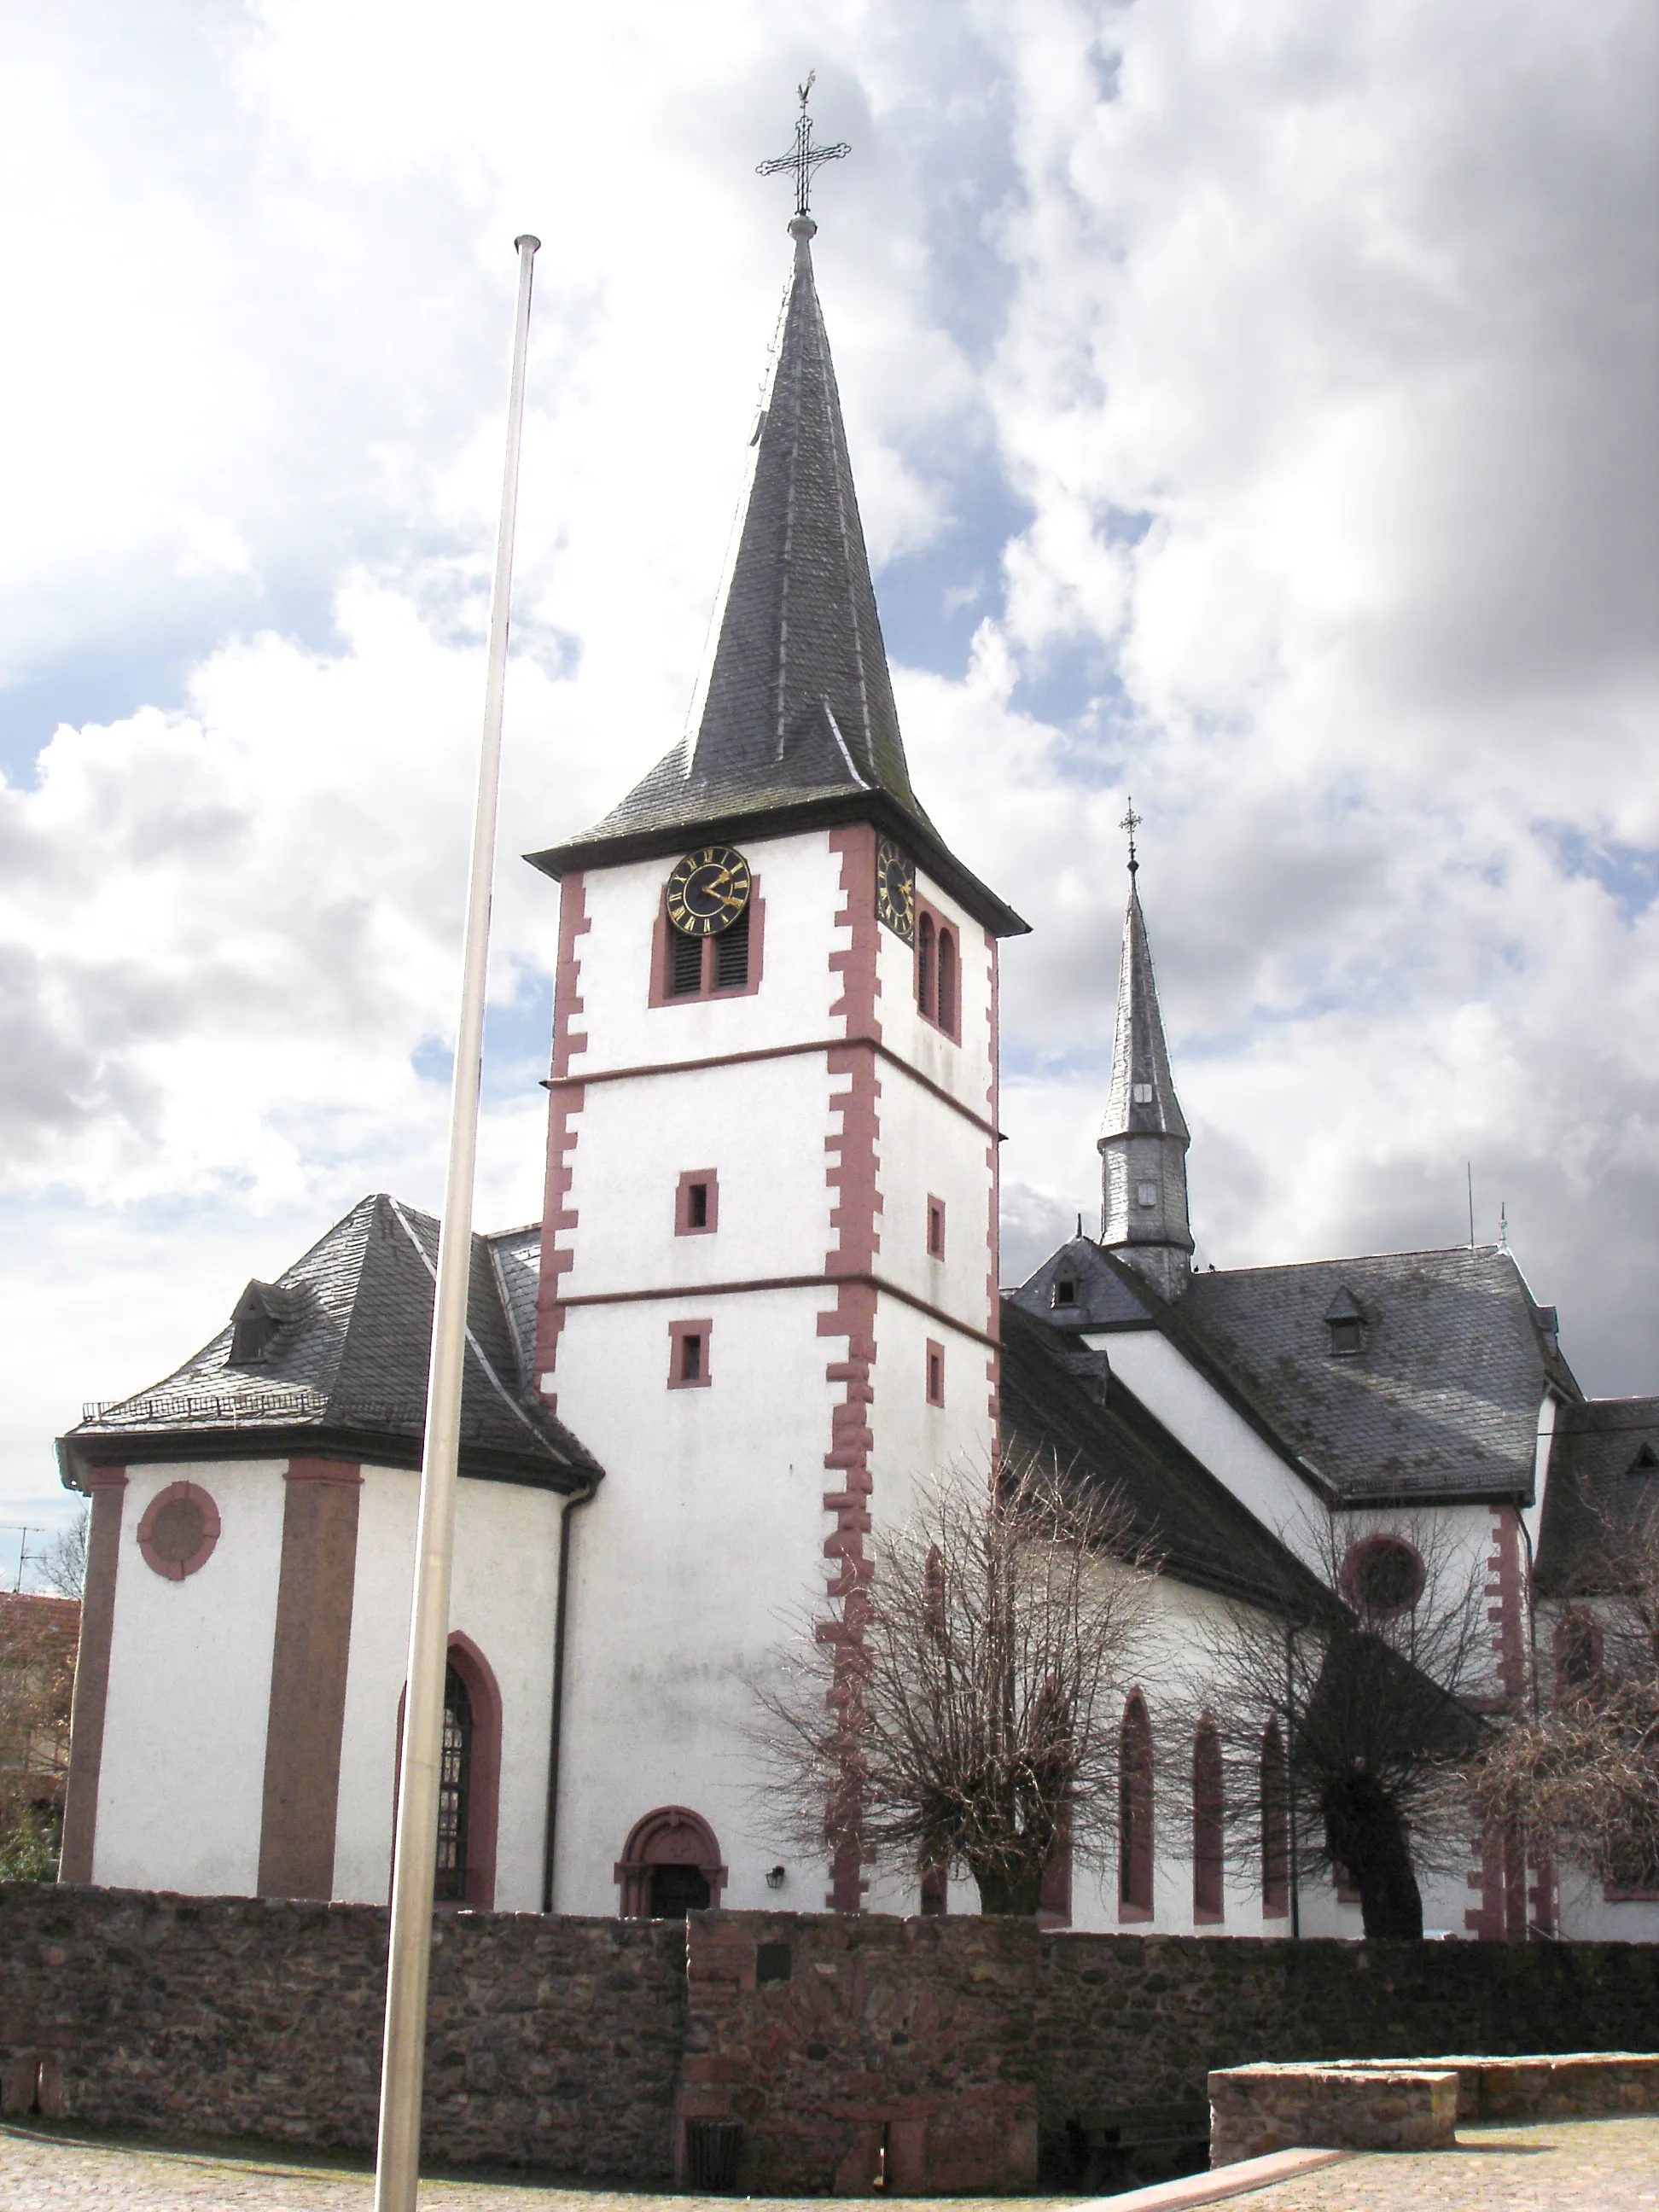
[[1208, 2064, 1458, 2164]]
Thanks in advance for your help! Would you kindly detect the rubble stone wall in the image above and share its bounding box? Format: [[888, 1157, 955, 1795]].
[[3, 1885, 1657, 2186]]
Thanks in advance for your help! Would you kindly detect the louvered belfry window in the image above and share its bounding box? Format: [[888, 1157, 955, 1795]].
[[668, 928, 704, 996], [434, 1662, 473, 1901], [713, 903, 750, 990]]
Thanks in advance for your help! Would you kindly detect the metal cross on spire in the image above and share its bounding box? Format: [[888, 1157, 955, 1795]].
[[1121, 798, 1143, 877], [756, 71, 850, 220]]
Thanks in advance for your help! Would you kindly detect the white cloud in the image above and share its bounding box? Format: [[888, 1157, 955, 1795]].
[[1, 0, 1656, 1534]]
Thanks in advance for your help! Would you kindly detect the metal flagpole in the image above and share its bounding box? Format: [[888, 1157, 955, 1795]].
[[374, 230, 540, 2212]]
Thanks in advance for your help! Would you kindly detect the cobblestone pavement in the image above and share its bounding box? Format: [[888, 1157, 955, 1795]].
[[1227, 2116, 1659, 2209], [2, 2118, 1656, 2209]]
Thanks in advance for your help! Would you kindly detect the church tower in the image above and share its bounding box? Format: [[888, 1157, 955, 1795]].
[[527, 201, 1025, 1915], [1097, 831, 1193, 1301]]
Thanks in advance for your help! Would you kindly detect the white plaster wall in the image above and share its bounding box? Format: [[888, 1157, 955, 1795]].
[[551, 1287, 839, 1914], [1086, 1332, 1320, 1544], [565, 832, 848, 1076], [559, 1055, 836, 1300], [331, 1464, 562, 1910], [1555, 1867, 1659, 1941], [876, 1068, 994, 1326], [94, 1458, 287, 1895]]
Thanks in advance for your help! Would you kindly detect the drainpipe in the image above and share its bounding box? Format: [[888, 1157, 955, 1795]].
[[1285, 1623, 1301, 1941], [542, 1476, 597, 1913]]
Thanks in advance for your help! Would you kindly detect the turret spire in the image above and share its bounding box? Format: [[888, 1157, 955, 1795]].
[[1097, 837, 1194, 1299]]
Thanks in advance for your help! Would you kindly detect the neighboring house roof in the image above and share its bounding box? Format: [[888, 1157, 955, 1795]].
[[525, 222, 1024, 939], [1534, 1394, 1659, 1598], [1011, 1237, 1577, 1506], [998, 1299, 1330, 1615], [0, 1593, 81, 1641], [60, 1195, 600, 1493]]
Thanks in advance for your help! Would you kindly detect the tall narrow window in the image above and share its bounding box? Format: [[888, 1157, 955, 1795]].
[[1260, 1720, 1289, 1918], [1192, 1720, 1225, 1922], [434, 1663, 472, 1902], [1119, 1691, 1154, 1919], [679, 1332, 703, 1383], [917, 911, 936, 1017], [925, 1340, 945, 1407], [937, 928, 958, 1035], [927, 1196, 946, 1259]]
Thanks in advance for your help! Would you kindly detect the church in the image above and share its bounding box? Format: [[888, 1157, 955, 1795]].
[[55, 201, 1659, 1947]]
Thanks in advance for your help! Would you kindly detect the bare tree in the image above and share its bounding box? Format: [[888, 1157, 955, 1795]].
[[752, 1450, 1158, 1913], [1184, 1509, 1490, 1940], [0, 1592, 79, 1876], [1474, 1492, 1659, 1896], [37, 1508, 89, 1601]]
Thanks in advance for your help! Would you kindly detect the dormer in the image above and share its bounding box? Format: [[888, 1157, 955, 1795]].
[[1324, 1285, 1366, 1358], [228, 1280, 293, 1366]]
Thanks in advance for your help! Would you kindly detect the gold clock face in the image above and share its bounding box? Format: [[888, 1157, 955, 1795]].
[[666, 844, 752, 937], [876, 836, 915, 943]]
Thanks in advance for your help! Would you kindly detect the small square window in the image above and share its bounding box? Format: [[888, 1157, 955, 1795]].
[[927, 1196, 946, 1260], [1052, 1277, 1077, 1308], [1136, 1180, 1159, 1208], [675, 1170, 719, 1236], [926, 1340, 946, 1407], [667, 1318, 713, 1388], [1132, 1082, 1154, 1105]]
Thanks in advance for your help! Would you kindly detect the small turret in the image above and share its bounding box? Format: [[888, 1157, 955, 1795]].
[[1097, 816, 1193, 1300]]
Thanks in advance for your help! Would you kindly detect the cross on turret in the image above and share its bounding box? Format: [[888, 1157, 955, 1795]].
[[756, 73, 850, 219]]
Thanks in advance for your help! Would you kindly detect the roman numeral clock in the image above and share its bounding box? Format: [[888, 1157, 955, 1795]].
[[665, 845, 753, 936]]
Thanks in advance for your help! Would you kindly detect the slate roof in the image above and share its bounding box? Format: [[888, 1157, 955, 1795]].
[[1534, 1394, 1659, 1597], [1102, 878, 1188, 1144], [1168, 1247, 1577, 1504], [1010, 1236, 1579, 1505], [60, 1196, 599, 1493], [526, 221, 1025, 939], [998, 1299, 1327, 1613]]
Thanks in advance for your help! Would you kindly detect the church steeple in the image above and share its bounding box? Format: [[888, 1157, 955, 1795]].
[[684, 212, 928, 822], [1097, 815, 1193, 1299], [527, 207, 1022, 939]]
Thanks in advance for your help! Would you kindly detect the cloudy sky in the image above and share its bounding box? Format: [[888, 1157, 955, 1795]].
[[3, 0, 1655, 1564]]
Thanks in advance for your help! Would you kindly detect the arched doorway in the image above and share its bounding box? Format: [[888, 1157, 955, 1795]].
[[614, 1807, 727, 1918]]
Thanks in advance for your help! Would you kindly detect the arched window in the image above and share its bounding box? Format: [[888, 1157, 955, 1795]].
[[614, 1806, 727, 1919], [917, 911, 936, 1017], [1556, 1613, 1603, 1696], [1191, 1720, 1225, 1923], [434, 1664, 472, 1902], [1260, 1720, 1289, 1918], [1118, 1691, 1154, 1921], [393, 1631, 503, 1910], [936, 928, 958, 1036]]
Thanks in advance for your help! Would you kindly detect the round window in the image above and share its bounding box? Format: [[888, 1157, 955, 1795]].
[[1342, 1534, 1424, 1618], [137, 1481, 222, 1581]]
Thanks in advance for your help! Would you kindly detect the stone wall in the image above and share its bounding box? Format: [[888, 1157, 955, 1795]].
[[0, 1886, 686, 2177], [678, 1910, 1659, 2188], [3, 1884, 1658, 2188]]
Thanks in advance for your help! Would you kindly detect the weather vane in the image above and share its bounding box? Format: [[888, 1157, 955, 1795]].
[[756, 71, 850, 220], [1121, 798, 1143, 876]]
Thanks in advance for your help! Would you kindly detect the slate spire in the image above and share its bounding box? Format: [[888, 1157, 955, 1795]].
[[684, 212, 925, 819], [527, 216, 1026, 938], [1098, 858, 1194, 1299]]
